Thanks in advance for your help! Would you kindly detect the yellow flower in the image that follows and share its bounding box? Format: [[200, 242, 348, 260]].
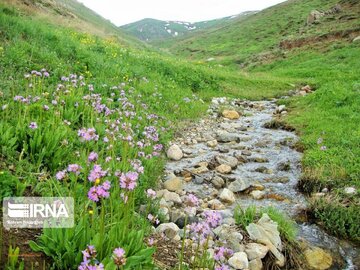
[[95, 178, 101, 185], [89, 210, 94, 215]]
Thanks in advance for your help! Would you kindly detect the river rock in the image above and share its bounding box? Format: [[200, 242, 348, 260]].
[[211, 176, 225, 189], [246, 214, 285, 267], [245, 243, 269, 260], [249, 258, 263, 270], [219, 188, 236, 203], [207, 139, 218, 148], [191, 166, 209, 174], [228, 252, 249, 269], [250, 190, 265, 200], [304, 247, 333, 270], [216, 164, 232, 174], [228, 178, 250, 193], [214, 225, 244, 251], [166, 144, 183, 160], [255, 166, 272, 174], [215, 154, 238, 168], [208, 199, 226, 210], [157, 189, 182, 204], [344, 186, 356, 194], [216, 131, 240, 143], [163, 177, 183, 192], [222, 110, 240, 120], [156, 223, 180, 239]]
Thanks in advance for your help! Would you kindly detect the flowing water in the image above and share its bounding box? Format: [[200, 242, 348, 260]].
[[165, 98, 359, 269]]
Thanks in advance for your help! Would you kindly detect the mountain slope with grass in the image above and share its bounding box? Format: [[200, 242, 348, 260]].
[[121, 11, 257, 42], [160, 0, 360, 242]]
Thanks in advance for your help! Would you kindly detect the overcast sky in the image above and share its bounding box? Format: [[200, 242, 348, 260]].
[[78, 0, 287, 26]]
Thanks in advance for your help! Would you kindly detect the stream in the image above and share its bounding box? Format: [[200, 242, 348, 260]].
[[164, 97, 359, 269]]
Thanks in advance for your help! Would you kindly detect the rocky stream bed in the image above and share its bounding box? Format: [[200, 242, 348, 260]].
[[152, 95, 359, 270]]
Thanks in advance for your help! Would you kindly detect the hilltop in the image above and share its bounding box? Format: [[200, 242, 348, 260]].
[[121, 12, 257, 42]]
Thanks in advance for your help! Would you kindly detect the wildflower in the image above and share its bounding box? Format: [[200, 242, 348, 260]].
[[78, 128, 99, 141], [87, 181, 111, 202], [215, 264, 230, 270], [88, 164, 107, 182], [88, 152, 98, 162], [147, 238, 155, 246], [55, 170, 67, 180], [43, 105, 49, 111], [317, 137, 323, 144], [29, 122, 38, 129], [147, 214, 160, 225], [146, 189, 156, 198], [213, 246, 233, 262], [67, 164, 82, 175], [78, 245, 104, 270], [52, 100, 58, 105], [88, 210, 94, 215], [184, 194, 199, 207], [2, 104, 8, 110], [112, 247, 126, 267], [188, 222, 211, 242], [320, 145, 327, 151], [119, 171, 138, 190], [105, 156, 112, 163], [204, 210, 222, 228]]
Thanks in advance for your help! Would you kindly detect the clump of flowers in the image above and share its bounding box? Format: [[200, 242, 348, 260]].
[[88, 151, 99, 162], [112, 247, 126, 267], [78, 245, 104, 270], [55, 170, 67, 180], [119, 171, 138, 190], [88, 164, 108, 182], [213, 246, 233, 262], [78, 127, 99, 141], [146, 188, 156, 199], [67, 164, 82, 175], [184, 194, 199, 207], [87, 180, 111, 202], [203, 210, 222, 228]]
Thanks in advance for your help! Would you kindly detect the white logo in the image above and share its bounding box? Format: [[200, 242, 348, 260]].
[[3, 197, 74, 229]]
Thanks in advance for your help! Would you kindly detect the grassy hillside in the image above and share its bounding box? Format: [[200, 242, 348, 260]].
[[121, 12, 257, 43], [2, 0, 143, 48], [159, 0, 360, 241], [164, 0, 359, 64]]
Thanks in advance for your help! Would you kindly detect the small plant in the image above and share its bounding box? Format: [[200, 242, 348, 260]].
[[6, 246, 24, 270], [234, 205, 257, 229]]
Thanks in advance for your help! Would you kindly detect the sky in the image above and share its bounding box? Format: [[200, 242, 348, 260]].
[[78, 0, 287, 26]]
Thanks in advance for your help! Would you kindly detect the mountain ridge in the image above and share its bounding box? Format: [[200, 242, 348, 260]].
[[121, 11, 258, 42]]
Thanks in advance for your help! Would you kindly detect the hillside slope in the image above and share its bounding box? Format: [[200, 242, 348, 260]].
[[163, 0, 359, 65], [2, 0, 144, 48], [121, 12, 257, 42]]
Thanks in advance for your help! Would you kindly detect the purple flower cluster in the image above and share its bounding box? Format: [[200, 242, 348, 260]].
[[78, 128, 99, 141], [88, 164, 107, 182], [87, 181, 111, 202], [188, 222, 211, 242], [119, 171, 138, 190], [78, 245, 104, 270], [67, 164, 82, 175], [213, 246, 233, 262], [184, 194, 199, 207], [112, 247, 126, 267], [88, 152, 98, 162], [203, 210, 222, 228]]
